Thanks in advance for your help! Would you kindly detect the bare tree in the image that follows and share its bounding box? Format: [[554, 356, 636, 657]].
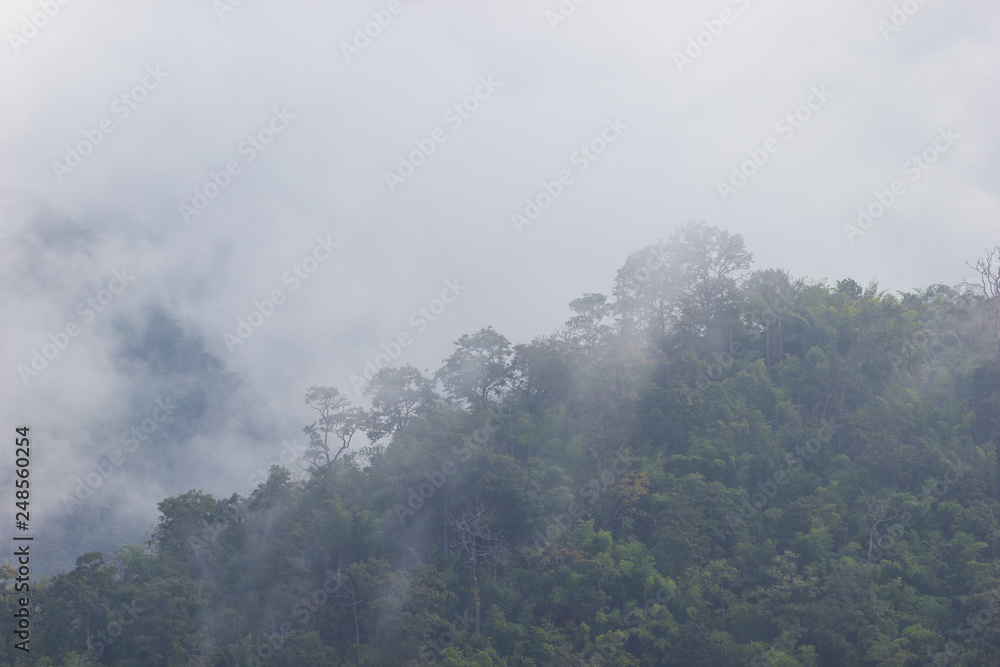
[[448, 503, 512, 634], [965, 247, 1000, 361], [328, 567, 364, 666], [858, 493, 904, 563], [302, 386, 366, 470]]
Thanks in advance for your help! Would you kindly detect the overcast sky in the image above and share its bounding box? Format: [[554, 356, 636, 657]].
[[2, 0, 998, 560]]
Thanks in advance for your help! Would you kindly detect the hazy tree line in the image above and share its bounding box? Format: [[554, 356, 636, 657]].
[[5, 222, 1000, 665]]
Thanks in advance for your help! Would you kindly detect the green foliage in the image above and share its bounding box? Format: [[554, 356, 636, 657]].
[[27, 226, 1000, 666]]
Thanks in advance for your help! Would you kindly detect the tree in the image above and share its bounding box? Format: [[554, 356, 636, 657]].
[[30, 232, 1000, 666], [745, 269, 796, 368], [48, 553, 116, 656], [363, 365, 435, 442], [835, 278, 862, 298], [302, 386, 366, 469], [328, 567, 365, 666], [612, 244, 675, 342], [448, 503, 512, 635], [668, 221, 753, 338], [965, 246, 1000, 361], [613, 221, 752, 347], [436, 327, 514, 411], [857, 493, 903, 563], [972, 362, 1000, 500], [593, 469, 651, 532], [512, 336, 573, 410], [562, 293, 613, 350], [152, 490, 232, 563]]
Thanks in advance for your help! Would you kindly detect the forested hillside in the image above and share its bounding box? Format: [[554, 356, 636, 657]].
[[7, 222, 1000, 666]]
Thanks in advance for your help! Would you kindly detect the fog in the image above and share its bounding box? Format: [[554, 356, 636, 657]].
[[1, 0, 997, 573]]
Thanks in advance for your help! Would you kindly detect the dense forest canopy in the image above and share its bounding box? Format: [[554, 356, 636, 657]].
[[7, 222, 1000, 666]]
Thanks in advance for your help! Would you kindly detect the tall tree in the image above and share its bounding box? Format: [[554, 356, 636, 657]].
[[612, 244, 675, 342], [563, 293, 613, 351], [972, 362, 1000, 500], [745, 268, 796, 368], [436, 326, 514, 411], [448, 503, 512, 635], [512, 336, 573, 410], [328, 567, 365, 666], [363, 364, 435, 442], [50, 553, 116, 655], [612, 221, 752, 348], [303, 386, 366, 469], [965, 246, 1000, 361]]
